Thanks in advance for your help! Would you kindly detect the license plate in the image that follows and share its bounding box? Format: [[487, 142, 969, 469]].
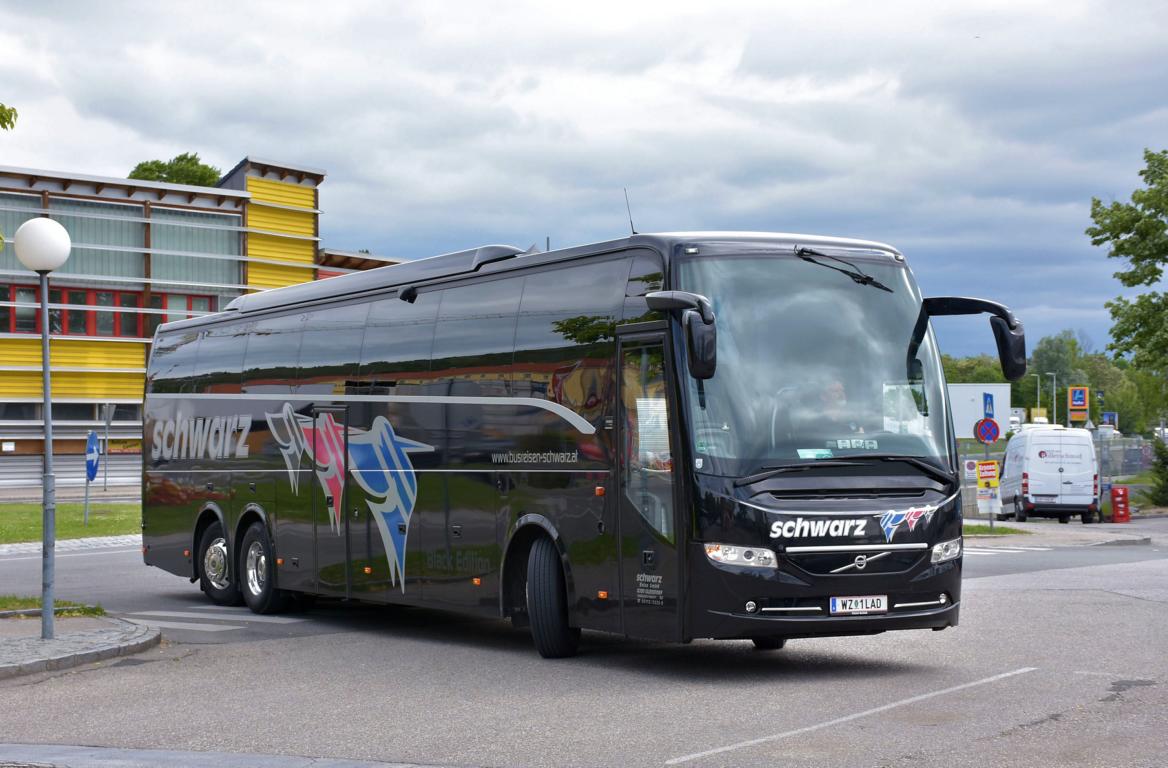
[[830, 595, 888, 615]]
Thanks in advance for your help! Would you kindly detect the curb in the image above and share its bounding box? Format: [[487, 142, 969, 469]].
[[1090, 536, 1153, 547], [0, 618, 161, 681]]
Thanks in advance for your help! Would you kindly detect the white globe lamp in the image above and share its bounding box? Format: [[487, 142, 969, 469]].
[[14, 217, 71, 273]]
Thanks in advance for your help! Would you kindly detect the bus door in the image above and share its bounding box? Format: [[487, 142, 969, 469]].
[[616, 333, 683, 641], [311, 405, 352, 598]]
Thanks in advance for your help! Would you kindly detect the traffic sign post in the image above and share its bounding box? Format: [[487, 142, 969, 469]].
[[84, 430, 99, 526], [973, 417, 1001, 528], [101, 403, 115, 491]]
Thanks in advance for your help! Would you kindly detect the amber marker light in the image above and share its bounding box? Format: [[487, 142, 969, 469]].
[[276, 558, 284, 567], [182, 549, 190, 558], [472, 577, 482, 586], [598, 590, 609, 600], [595, 486, 605, 496], [363, 566, 373, 575]]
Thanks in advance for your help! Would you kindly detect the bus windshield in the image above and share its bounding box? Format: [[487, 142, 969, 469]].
[[676, 250, 953, 479]]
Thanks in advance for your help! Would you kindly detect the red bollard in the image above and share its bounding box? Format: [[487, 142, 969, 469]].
[[1110, 486, 1130, 523]]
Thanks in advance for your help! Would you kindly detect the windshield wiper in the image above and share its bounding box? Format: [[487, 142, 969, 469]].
[[734, 460, 861, 487], [845, 454, 956, 486], [736, 455, 955, 488], [794, 246, 894, 293]]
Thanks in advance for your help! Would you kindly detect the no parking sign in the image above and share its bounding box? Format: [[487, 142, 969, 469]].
[[974, 417, 1000, 444]]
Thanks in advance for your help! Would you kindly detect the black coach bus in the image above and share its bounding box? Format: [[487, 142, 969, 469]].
[[142, 232, 1025, 657]]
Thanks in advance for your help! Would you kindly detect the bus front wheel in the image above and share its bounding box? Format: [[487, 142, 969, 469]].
[[526, 536, 580, 658], [239, 521, 288, 615], [197, 521, 242, 606]]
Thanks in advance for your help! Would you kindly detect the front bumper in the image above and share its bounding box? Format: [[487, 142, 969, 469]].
[[699, 597, 959, 640], [687, 544, 962, 640]]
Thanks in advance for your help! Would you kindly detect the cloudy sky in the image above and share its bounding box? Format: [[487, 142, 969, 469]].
[[2, 1, 1165, 356]]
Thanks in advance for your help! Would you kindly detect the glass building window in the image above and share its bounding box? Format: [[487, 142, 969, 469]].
[[14, 287, 36, 333]]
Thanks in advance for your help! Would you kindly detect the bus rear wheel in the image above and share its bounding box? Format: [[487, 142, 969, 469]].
[[526, 536, 580, 658], [239, 521, 288, 615], [751, 637, 786, 650], [197, 521, 242, 606]]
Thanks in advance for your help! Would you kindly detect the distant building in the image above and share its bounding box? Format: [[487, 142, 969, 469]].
[[0, 158, 402, 457]]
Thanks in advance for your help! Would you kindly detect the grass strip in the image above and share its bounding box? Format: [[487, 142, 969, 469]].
[[0, 594, 105, 617], [0, 502, 140, 544], [962, 523, 1029, 536]]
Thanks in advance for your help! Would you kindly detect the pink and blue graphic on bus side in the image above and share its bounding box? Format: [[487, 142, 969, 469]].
[[266, 403, 432, 590]]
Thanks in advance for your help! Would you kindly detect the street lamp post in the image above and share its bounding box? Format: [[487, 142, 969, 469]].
[[13, 217, 72, 640], [1046, 372, 1058, 427], [1032, 372, 1041, 412]]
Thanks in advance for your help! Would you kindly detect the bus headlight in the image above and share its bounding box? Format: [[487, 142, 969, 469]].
[[931, 537, 962, 563], [705, 543, 777, 569]]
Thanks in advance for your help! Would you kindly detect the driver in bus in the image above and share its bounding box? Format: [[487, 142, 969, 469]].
[[820, 379, 863, 434]]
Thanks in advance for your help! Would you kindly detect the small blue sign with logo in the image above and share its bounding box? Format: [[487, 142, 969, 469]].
[[85, 430, 100, 482], [983, 392, 994, 419]]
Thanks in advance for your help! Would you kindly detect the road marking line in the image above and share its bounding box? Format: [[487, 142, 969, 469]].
[[664, 667, 1039, 765], [123, 618, 245, 633], [1008, 546, 1053, 551], [131, 610, 304, 624], [0, 548, 141, 563], [962, 551, 1001, 556]]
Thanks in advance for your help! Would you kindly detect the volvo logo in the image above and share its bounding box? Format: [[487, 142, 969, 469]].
[[829, 550, 892, 574]]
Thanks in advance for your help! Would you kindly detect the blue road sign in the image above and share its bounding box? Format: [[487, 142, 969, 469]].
[[983, 392, 994, 419], [1102, 411, 1119, 427], [85, 430, 100, 482], [975, 417, 1000, 444]]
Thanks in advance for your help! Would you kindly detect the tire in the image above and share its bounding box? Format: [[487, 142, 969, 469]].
[[1058, 515, 1069, 524], [1081, 510, 1094, 525], [197, 521, 243, 606], [1015, 499, 1027, 523], [751, 636, 786, 651], [238, 521, 289, 615], [526, 537, 580, 658]]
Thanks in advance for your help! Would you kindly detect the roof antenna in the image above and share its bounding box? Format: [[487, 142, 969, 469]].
[[623, 188, 638, 235]]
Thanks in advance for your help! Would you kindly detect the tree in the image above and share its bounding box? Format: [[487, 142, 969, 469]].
[[1148, 439, 1168, 507], [0, 103, 15, 131], [128, 152, 221, 187], [1086, 149, 1168, 374]]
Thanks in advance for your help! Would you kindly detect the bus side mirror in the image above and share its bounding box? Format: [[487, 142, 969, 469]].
[[923, 296, 1027, 381], [989, 315, 1026, 381], [646, 291, 717, 380], [684, 310, 716, 380]]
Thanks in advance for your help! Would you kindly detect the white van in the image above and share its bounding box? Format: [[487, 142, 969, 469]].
[[1000, 426, 1099, 524]]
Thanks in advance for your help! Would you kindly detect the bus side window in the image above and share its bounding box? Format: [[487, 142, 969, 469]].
[[621, 250, 665, 324], [148, 330, 201, 394], [431, 276, 524, 397], [621, 343, 674, 543], [297, 302, 370, 395], [242, 312, 306, 395], [357, 293, 438, 392], [514, 258, 626, 446], [190, 322, 248, 394]]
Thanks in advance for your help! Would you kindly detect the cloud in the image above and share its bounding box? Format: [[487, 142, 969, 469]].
[[1, 0, 1166, 357]]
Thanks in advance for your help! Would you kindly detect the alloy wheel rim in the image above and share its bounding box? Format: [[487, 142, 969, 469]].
[[246, 541, 267, 596], [204, 537, 230, 591]]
